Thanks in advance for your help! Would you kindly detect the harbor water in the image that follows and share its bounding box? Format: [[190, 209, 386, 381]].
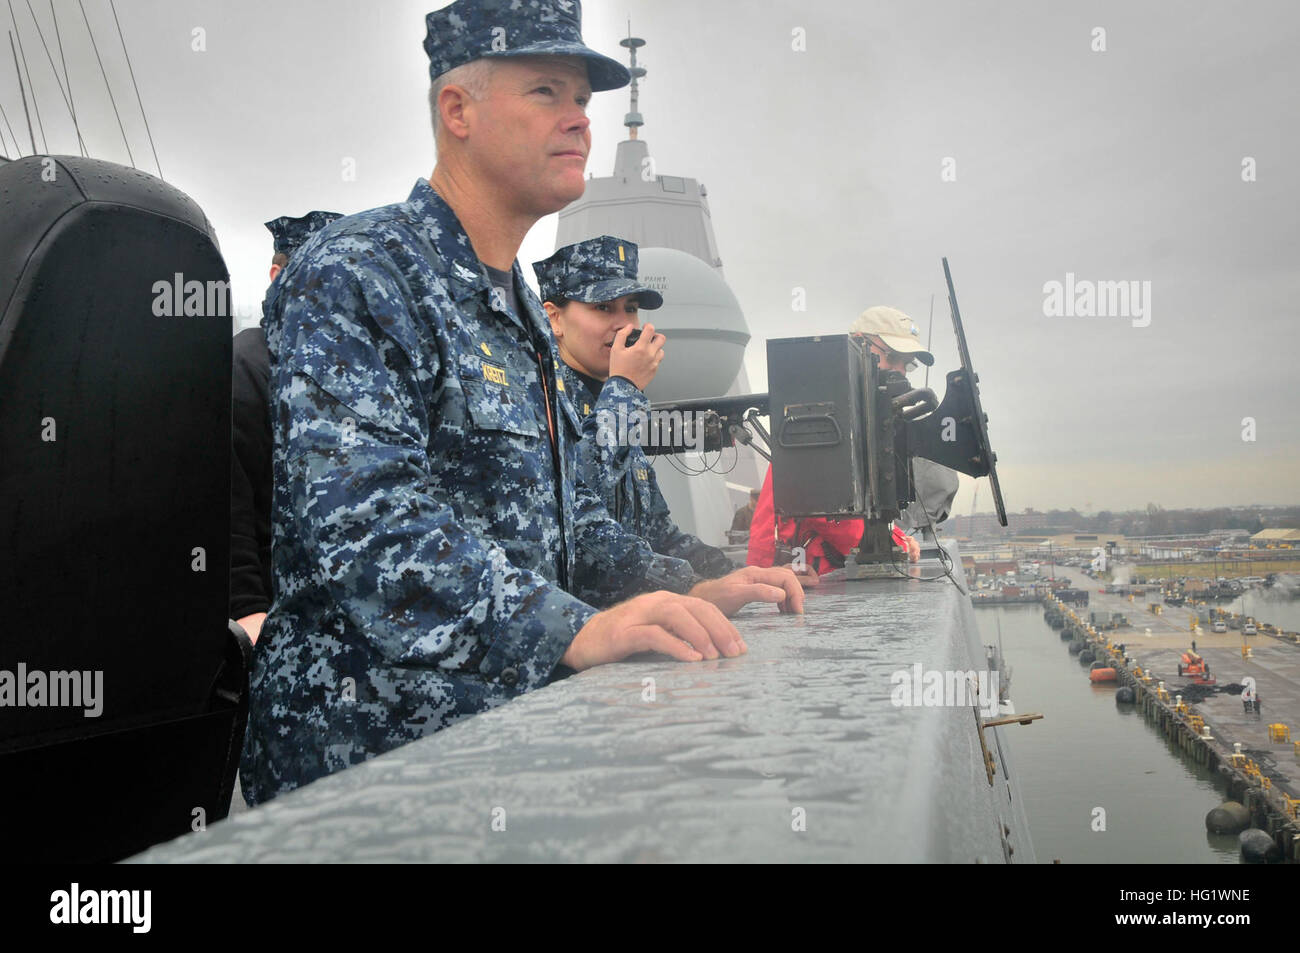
[[981, 604, 1242, 863]]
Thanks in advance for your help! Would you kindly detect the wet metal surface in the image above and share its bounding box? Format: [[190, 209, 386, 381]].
[[133, 544, 1035, 863]]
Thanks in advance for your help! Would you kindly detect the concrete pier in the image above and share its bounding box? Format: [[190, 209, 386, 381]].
[[1033, 569, 1300, 862]]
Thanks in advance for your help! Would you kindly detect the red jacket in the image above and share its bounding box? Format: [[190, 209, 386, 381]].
[[746, 466, 906, 573]]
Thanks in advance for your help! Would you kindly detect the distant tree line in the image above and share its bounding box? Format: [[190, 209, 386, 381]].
[[1012, 504, 1300, 537]]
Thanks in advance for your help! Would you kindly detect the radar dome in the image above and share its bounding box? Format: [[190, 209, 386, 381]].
[[635, 247, 750, 401]]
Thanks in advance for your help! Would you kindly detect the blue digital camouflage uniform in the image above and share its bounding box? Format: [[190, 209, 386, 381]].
[[240, 182, 699, 805], [265, 210, 343, 259], [535, 236, 736, 582], [562, 365, 737, 581]]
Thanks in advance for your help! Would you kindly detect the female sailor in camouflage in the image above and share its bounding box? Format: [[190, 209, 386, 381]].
[[535, 236, 737, 583]]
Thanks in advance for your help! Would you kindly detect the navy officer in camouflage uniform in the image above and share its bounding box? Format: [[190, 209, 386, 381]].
[[535, 236, 737, 581], [241, 0, 805, 805]]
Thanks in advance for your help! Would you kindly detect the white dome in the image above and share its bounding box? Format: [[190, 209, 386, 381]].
[[635, 247, 750, 401]]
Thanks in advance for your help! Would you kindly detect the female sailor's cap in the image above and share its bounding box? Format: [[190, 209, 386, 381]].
[[532, 236, 664, 309], [424, 0, 631, 92]]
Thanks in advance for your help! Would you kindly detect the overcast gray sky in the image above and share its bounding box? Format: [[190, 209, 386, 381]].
[[5, 0, 1297, 516]]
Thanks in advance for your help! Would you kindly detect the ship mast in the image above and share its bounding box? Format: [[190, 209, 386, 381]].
[[619, 23, 645, 140]]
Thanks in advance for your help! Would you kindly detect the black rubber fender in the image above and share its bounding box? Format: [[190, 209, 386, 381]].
[[1239, 828, 1281, 863]]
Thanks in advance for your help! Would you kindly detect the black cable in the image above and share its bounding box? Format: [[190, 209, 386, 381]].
[[24, 0, 84, 155], [0, 98, 16, 155], [9, 30, 35, 153], [109, 0, 159, 177], [8, 0, 46, 152], [48, 0, 85, 157], [709, 443, 739, 475], [78, 0, 133, 167], [882, 462, 961, 586], [663, 450, 704, 477]]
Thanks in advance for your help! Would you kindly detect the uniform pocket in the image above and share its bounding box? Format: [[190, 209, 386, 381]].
[[461, 379, 539, 438]]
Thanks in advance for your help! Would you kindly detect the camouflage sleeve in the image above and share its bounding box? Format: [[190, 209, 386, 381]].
[[642, 461, 738, 579], [569, 470, 699, 607], [580, 375, 646, 494], [277, 253, 593, 691]]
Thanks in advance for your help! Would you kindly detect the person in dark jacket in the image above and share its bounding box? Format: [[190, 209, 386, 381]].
[[230, 210, 342, 643]]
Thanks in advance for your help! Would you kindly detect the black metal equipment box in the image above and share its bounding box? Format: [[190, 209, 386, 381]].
[[767, 335, 868, 518]]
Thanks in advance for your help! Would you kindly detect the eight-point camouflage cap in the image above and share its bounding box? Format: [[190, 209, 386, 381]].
[[264, 210, 343, 258], [424, 0, 630, 91], [532, 236, 664, 309]]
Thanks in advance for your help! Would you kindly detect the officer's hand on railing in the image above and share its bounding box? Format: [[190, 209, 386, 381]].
[[689, 565, 806, 616], [236, 612, 267, 645], [609, 323, 666, 391], [777, 563, 822, 588], [561, 591, 745, 670]]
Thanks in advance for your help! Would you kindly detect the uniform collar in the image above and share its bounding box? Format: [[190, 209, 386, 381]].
[[558, 360, 587, 396], [407, 178, 557, 344], [405, 179, 488, 304]]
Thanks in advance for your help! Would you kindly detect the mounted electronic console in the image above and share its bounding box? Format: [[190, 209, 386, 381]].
[[646, 258, 1007, 578]]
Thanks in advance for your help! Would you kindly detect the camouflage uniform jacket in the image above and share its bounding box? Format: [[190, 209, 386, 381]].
[[561, 363, 736, 582], [241, 179, 696, 805]]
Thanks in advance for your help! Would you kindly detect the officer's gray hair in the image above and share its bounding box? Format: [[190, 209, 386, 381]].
[[430, 59, 497, 140]]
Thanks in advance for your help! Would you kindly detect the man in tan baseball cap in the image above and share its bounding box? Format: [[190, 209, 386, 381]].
[[850, 305, 934, 369], [850, 305, 959, 545], [748, 301, 963, 571]]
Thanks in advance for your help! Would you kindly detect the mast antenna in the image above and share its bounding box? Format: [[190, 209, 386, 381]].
[[619, 22, 645, 140]]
